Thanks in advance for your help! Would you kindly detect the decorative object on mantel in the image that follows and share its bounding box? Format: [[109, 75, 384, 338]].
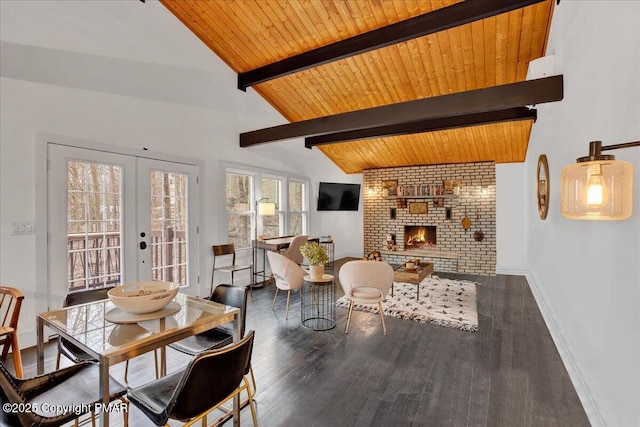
[[382, 179, 398, 197], [561, 139, 637, 220], [443, 179, 462, 195], [409, 201, 428, 214], [461, 210, 472, 231], [335, 275, 479, 332], [300, 242, 329, 280], [537, 154, 550, 220]]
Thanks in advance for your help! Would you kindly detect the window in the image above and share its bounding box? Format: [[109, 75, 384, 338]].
[[225, 166, 308, 249], [226, 172, 253, 249], [288, 180, 306, 236], [261, 177, 282, 239]]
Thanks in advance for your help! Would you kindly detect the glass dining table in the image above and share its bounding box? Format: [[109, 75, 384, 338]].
[[36, 292, 241, 427]]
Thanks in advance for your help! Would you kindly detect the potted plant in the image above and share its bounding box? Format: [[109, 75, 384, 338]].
[[300, 242, 329, 279]]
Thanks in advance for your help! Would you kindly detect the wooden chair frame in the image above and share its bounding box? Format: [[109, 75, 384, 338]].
[[0, 286, 24, 378]]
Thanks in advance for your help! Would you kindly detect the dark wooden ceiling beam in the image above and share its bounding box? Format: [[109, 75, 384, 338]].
[[239, 75, 563, 147], [304, 107, 537, 148], [237, 0, 546, 90]]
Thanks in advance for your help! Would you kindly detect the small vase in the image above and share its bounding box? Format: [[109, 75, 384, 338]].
[[309, 264, 324, 280]]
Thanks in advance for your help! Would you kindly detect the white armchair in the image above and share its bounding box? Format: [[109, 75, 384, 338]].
[[267, 251, 307, 319], [338, 260, 394, 335], [282, 235, 308, 265]]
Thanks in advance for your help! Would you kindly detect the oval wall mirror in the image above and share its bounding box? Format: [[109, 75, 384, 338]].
[[537, 154, 550, 220]]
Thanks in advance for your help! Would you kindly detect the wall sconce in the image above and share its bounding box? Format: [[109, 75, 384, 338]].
[[255, 197, 276, 240], [480, 186, 489, 195], [561, 140, 638, 220]]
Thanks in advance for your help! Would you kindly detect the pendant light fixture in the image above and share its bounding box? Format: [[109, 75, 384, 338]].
[[561, 140, 638, 220]]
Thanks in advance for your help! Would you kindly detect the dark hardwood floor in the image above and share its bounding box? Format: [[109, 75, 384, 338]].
[[10, 258, 590, 426]]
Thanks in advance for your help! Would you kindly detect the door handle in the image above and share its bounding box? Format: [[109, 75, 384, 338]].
[[139, 241, 147, 250]]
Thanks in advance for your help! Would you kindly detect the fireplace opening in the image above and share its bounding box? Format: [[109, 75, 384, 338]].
[[404, 226, 436, 250]]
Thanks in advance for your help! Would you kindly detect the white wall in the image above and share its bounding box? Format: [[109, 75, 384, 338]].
[[0, 0, 362, 348], [525, 2, 640, 426], [496, 163, 528, 272]]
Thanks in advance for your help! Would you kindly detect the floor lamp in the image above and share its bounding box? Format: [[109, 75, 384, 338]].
[[255, 197, 276, 241]]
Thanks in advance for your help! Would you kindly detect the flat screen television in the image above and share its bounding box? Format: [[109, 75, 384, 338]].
[[317, 182, 361, 211]]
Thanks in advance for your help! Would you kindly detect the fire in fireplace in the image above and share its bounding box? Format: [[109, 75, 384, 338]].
[[404, 225, 436, 249]]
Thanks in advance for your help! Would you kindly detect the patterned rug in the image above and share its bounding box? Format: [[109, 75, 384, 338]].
[[336, 275, 479, 332]]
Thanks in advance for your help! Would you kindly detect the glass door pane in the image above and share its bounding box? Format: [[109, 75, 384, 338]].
[[66, 161, 123, 291], [150, 171, 189, 284], [137, 158, 199, 287]]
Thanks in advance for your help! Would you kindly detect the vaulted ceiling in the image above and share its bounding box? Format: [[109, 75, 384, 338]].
[[159, 0, 557, 174]]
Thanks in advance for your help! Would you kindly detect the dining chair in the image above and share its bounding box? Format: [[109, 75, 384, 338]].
[[57, 286, 159, 383], [338, 260, 394, 335], [128, 330, 258, 427], [168, 284, 257, 396], [267, 251, 306, 320], [0, 286, 24, 378], [210, 244, 252, 296], [0, 360, 128, 427], [282, 235, 308, 265]]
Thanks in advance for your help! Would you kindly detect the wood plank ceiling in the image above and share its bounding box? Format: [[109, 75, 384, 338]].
[[160, 0, 555, 174]]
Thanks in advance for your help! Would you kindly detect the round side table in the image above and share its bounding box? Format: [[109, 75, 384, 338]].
[[301, 274, 336, 331]]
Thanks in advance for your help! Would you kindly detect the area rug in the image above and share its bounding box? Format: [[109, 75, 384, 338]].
[[336, 275, 479, 332]]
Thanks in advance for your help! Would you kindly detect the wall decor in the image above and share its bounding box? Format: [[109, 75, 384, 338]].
[[409, 202, 428, 214], [474, 230, 485, 241], [433, 198, 444, 208], [397, 199, 407, 209], [390, 208, 397, 219], [461, 210, 472, 231], [537, 154, 550, 219], [445, 207, 452, 219], [382, 179, 398, 196]]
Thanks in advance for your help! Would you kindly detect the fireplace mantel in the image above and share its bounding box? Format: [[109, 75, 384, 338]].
[[379, 249, 459, 260]]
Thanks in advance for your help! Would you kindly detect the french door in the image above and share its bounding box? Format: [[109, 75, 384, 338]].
[[47, 144, 199, 308]]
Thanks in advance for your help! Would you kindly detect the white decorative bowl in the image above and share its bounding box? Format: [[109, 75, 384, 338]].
[[107, 281, 180, 314]]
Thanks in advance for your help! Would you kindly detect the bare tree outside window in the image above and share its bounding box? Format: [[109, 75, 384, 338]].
[[67, 161, 122, 291], [150, 171, 189, 285], [262, 177, 281, 238], [227, 172, 252, 249], [289, 181, 305, 235]]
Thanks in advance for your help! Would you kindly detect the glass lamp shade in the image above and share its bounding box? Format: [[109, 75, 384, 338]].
[[257, 202, 276, 216], [561, 159, 633, 220]]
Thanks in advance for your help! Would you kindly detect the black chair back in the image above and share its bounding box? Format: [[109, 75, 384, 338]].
[[170, 330, 255, 422], [0, 360, 127, 427], [210, 284, 248, 338], [64, 286, 114, 307], [58, 286, 115, 365]]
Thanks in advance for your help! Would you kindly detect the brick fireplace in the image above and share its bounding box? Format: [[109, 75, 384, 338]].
[[363, 162, 496, 276], [404, 225, 436, 250]]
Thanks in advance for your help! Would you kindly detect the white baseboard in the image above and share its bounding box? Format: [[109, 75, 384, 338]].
[[524, 271, 605, 427], [496, 265, 528, 276]]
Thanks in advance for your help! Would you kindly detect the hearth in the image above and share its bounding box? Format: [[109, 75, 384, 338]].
[[404, 225, 436, 250]]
